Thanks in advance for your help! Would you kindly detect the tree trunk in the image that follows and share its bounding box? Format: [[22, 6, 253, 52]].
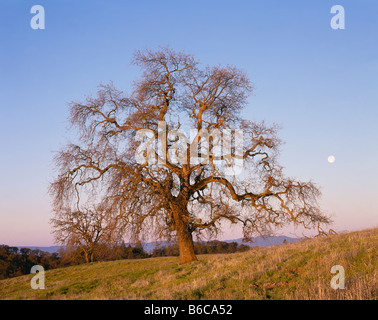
[[173, 205, 198, 264], [176, 223, 197, 264], [83, 250, 90, 264]]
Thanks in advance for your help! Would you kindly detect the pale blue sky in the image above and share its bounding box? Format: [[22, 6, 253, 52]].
[[0, 0, 377, 245]]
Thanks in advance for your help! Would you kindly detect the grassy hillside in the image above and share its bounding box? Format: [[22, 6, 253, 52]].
[[0, 228, 376, 300]]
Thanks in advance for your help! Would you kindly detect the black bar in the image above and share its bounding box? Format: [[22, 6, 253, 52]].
[[0, 300, 374, 319]]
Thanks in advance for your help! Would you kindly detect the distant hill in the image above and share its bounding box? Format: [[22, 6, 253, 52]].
[[18, 246, 62, 253], [137, 235, 299, 253], [19, 235, 299, 254], [224, 235, 299, 247]]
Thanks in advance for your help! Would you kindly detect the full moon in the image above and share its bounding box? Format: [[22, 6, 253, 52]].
[[328, 155, 335, 163]]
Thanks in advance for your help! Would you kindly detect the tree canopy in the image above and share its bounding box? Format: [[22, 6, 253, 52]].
[[50, 47, 331, 263]]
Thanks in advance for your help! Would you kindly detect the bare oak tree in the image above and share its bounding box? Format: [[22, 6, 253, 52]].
[[50, 48, 331, 264], [51, 203, 125, 263]]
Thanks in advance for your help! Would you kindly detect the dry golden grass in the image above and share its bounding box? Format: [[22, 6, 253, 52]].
[[0, 228, 376, 300]]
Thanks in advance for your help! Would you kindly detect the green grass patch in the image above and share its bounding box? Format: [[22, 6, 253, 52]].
[[0, 228, 376, 300]]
